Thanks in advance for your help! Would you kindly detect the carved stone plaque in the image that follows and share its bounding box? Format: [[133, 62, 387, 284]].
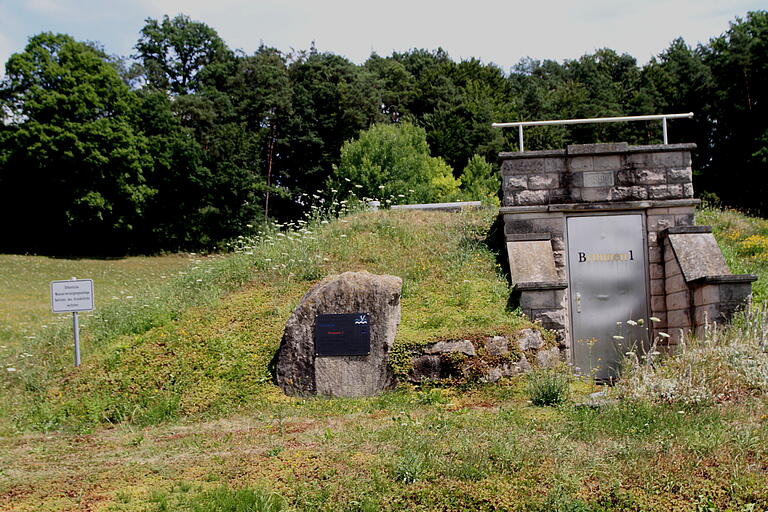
[[583, 171, 615, 188]]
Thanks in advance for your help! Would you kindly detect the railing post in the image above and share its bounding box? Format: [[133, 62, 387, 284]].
[[662, 117, 668, 144], [519, 125, 524, 152]]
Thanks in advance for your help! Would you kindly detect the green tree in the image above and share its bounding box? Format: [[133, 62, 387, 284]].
[[277, 50, 382, 215], [702, 11, 768, 213], [135, 13, 232, 95], [0, 32, 154, 254], [226, 46, 292, 217], [460, 154, 500, 205], [331, 122, 460, 204]]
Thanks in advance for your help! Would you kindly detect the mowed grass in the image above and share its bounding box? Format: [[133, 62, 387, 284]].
[[1, 205, 767, 511], [1, 385, 766, 511], [0, 254, 194, 350]]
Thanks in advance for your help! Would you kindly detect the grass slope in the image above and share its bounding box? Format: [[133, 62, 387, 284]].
[[1, 208, 529, 434], [1, 206, 767, 511], [697, 204, 768, 302]]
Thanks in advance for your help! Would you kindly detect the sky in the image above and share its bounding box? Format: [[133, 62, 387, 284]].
[[0, 0, 765, 77]]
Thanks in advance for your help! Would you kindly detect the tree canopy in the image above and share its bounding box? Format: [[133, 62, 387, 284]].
[[331, 122, 459, 204], [1, 10, 767, 254]]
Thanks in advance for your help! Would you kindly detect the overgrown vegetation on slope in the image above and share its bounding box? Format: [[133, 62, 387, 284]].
[[0, 207, 529, 434], [697, 204, 768, 302], [1, 205, 768, 511]]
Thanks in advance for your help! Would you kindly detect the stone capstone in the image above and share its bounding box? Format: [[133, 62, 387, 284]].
[[275, 271, 402, 397]]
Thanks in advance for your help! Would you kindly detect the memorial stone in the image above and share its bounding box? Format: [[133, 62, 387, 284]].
[[275, 271, 402, 397]]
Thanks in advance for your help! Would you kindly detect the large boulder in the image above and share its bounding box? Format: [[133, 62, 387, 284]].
[[275, 271, 402, 397]]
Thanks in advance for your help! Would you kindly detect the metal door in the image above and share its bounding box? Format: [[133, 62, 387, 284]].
[[567, 214, 648, 380]]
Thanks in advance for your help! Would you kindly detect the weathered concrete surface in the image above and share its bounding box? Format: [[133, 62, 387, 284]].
[[667, 232, 729, 282], [275, 271, 402, 397], [506, 241, 558, 284]]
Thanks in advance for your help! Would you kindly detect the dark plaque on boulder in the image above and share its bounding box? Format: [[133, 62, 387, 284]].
[[315, 313, 370, 356]]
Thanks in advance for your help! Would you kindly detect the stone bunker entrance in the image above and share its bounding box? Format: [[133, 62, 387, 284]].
[[500, 141, 756, 379]]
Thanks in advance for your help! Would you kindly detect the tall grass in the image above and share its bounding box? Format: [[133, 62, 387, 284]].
[[697, 204, 768, 302], [614, 307, 768, 404]]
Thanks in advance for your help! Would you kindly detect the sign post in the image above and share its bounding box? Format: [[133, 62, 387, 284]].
[[50, 277, 95, 367]]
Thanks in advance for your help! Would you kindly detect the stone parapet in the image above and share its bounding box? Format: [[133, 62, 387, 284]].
[[660, 228, 758, 342], [501, 143, 696, 207]]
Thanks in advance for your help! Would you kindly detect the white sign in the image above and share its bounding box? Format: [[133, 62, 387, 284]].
[[51, 279, 95, 313]]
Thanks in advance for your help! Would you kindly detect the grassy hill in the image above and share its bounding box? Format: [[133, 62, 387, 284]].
[[1, 205, 767, 511], [0, 208, 530, 435]]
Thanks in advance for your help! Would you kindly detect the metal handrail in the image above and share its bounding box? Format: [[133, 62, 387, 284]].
[[491, 113, 694, 152]]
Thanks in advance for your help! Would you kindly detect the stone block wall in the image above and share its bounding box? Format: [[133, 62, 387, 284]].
[[662, 235, 691, 343], [500, 141, 756, 369], [691, 278, 756, 338], [501, 143, 695, 207], [660, 226, 757, 343]]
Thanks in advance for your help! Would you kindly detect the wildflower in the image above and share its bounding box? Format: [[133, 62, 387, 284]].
[[397, 194, 405, 198], [612, 335, 624, 340], [321, 220, 329, 224], [658, 332, 670, 338], [6, 368, 16, 372], [196, 279, 203, 282], [626, 320, 637, 326], [246, 224, 253, 228], [340, 234, 347, 238], [378, 185, 385, 189], [637, 319, 644, 326], [650, 316, 661, 323]]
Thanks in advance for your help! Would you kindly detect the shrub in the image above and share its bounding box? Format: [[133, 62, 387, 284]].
[[331, 122, 460, 204], [460, 154, 500, 205]]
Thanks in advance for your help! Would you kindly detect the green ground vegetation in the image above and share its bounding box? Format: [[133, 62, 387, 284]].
[[0, 254, 194, 351], [697, 204, 768, 302], [0, 207, 528, 436], [1, 205, 767, 511]]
